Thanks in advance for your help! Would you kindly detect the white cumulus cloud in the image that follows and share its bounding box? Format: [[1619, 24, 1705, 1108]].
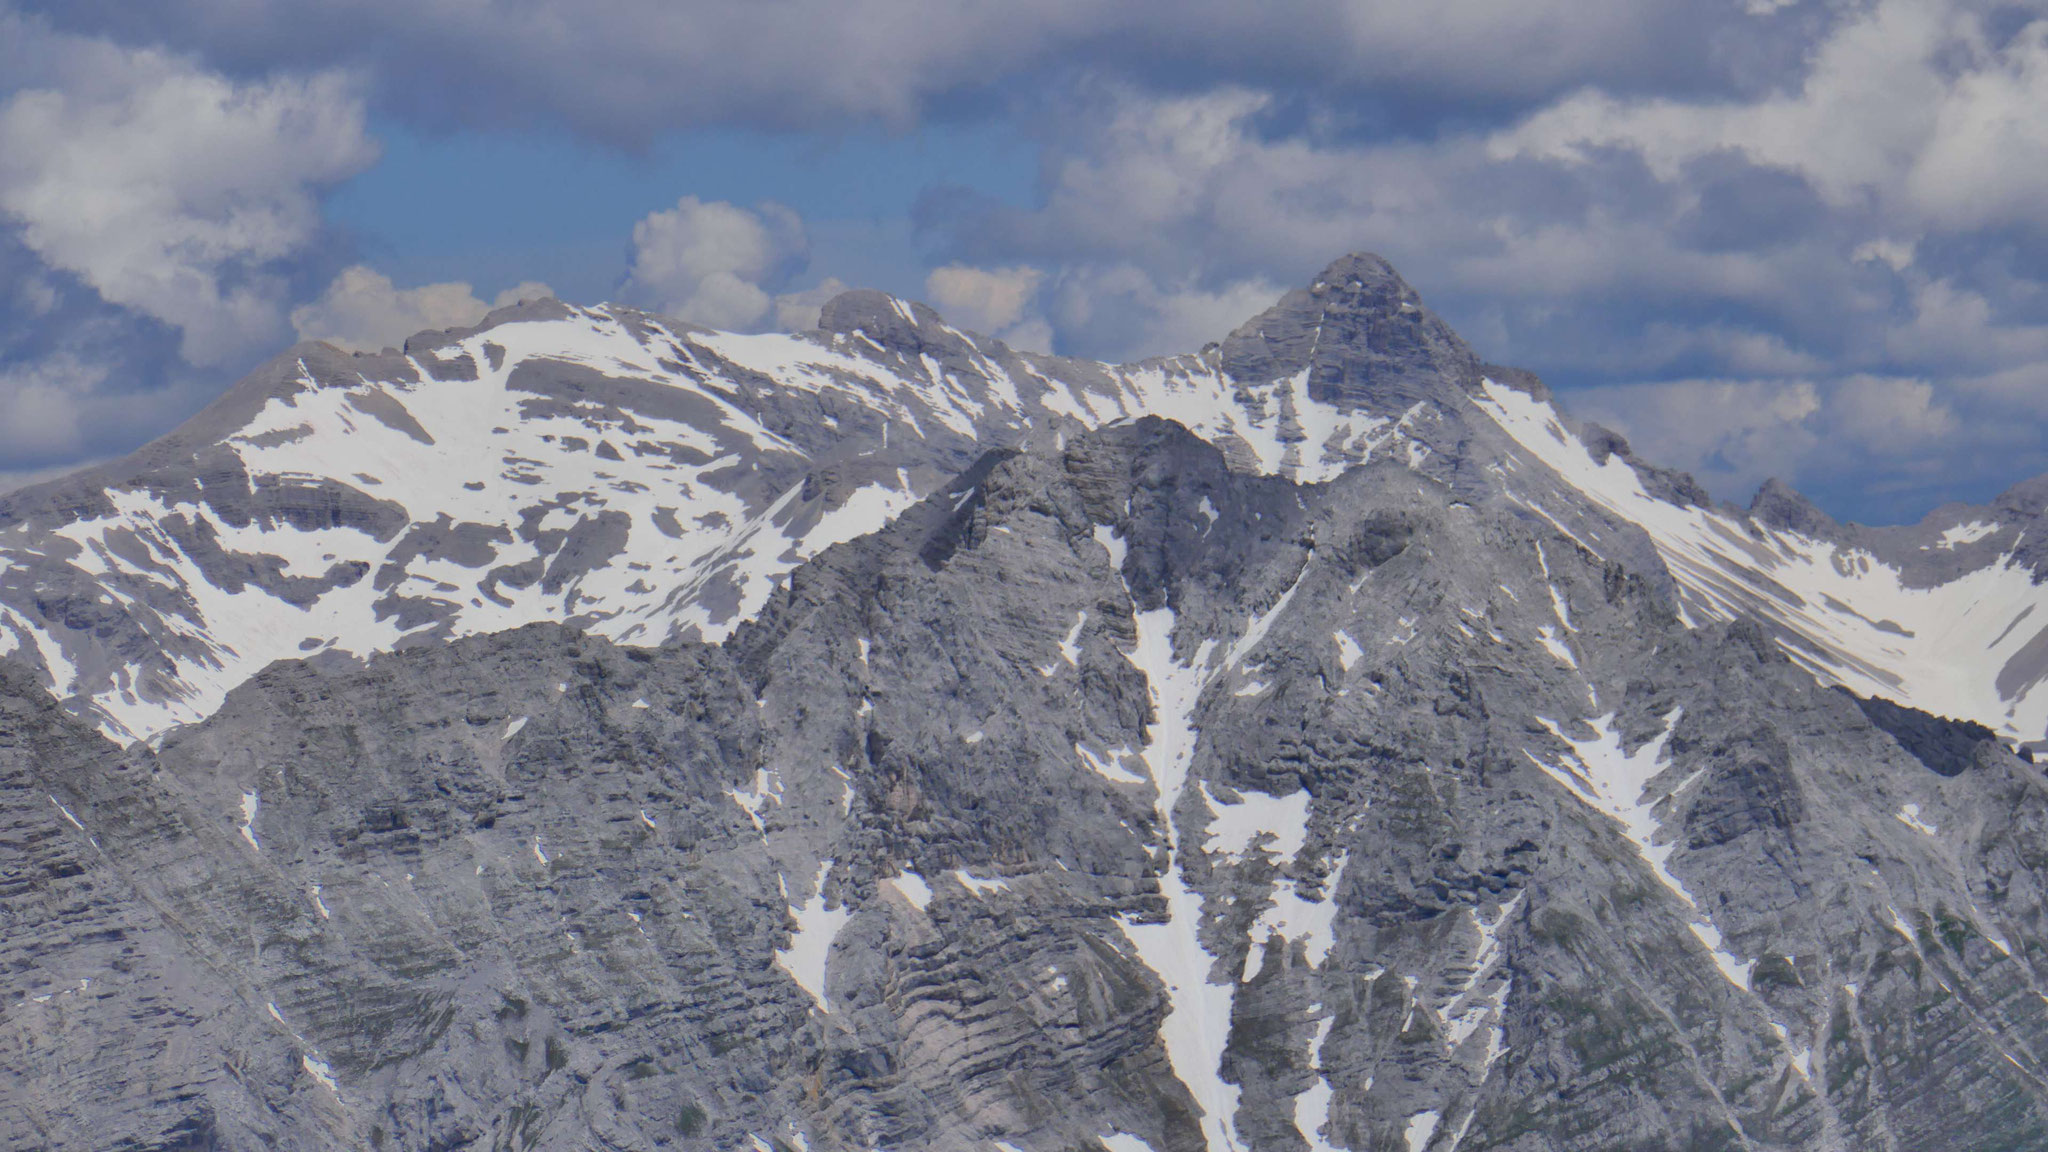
[[623, 196, 809, 330], [924, 264, 1051, 352], [0, 33, 376, 364], [769, 277, 852, 333], [291, 266, 553, 352], [1492, 0, 2048, 234], [1048, 264, 1283, 362]]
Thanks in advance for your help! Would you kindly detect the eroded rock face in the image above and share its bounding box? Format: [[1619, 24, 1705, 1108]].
[[1219, 253, 1488, 408], [11, 418, 2048, 1151], [0, 257, 1515, 745]]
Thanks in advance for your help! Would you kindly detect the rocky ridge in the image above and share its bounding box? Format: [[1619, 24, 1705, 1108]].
[[8, 256, 2048, 1150], [8, 257, 2048, 752]]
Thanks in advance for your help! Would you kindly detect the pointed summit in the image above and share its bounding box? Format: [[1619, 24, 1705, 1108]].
[[1219, 253, 1487, 405], [1749, 476, 1840, 537]]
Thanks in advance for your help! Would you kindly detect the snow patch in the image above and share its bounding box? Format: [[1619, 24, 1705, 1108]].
[[1537, 625, 1577, 668], [1547, 583, 1576, 632], [955, 869, 1010, 897], [1202, 784, 1310, 865], [1436, 893, 1522, 1069], [302, 1054, 341, 1098], [1078, 742, 1147, 785], [1936, 521, 1998, 549], [1094, 524, 1128, 569], [886, 869, 933, 911], [798, 481, 918, 560], [48, 795, 84, 831], [775, 861, 850, 1013], [1333, 630, 1363, 672], [1294, 1013, 1340, 1151], [1405, 1110, 1440, 1152], [1225, 551, 1312, 669], [1060, 610, 1089, 666], [1527, 711, 1754, 988], [1114, 605, 1242, 1151], [1241, 854, 1348, 983], [1896, 803, 1938, 836], [238, 791, 261, 851], [728, 768, 784, 833]]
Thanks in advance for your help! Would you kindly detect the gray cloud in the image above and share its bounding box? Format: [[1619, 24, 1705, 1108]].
[[1569, 376, 1980, 514], [0, 18, 376, 365], [0, 283, 220, 479], [1044, 263, 1286, 362], [924, 264, 1052, 353], [904, 2, 2048, 519], [0, 8, 385, 478], [21, 0, 1758, 141]]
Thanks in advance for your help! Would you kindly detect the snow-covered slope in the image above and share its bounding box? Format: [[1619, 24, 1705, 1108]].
[[0, 269, 1455, 742], [7, 251, 2048, 751], [15, 257, 2048, 1152], [1474, 379, 2048, 747]]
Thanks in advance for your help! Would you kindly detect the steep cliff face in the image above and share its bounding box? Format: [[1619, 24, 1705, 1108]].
[[10, 413, 2048, 1151]]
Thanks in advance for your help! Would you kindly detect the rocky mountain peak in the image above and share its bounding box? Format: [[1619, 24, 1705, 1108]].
[[815, 287, 963, 353], [6, 247, 2048, 757], [1219, 251, 1484, 405], [1749, 475, 1841, 538], [18, 249, 2048, 1151]]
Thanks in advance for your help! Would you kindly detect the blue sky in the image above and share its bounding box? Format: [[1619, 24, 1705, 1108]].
[[4, 0, 2048, 524]]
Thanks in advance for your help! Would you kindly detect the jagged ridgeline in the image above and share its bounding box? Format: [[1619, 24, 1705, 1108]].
[[7, 257, 2048, 1151]]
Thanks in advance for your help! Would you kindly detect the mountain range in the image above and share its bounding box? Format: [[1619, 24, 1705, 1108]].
[[6, 255, 2048, 1150]]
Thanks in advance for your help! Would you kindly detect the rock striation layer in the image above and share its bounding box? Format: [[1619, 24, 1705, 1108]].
[[9, 257, 2048, 1149]]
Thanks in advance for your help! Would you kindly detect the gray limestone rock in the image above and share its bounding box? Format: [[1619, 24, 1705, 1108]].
[[11, 253, 2048, 1151], [10, 417, 2048, 1150]]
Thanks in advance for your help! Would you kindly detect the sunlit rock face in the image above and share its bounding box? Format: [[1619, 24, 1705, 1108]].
[[10, 257, 2048, 1151]]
